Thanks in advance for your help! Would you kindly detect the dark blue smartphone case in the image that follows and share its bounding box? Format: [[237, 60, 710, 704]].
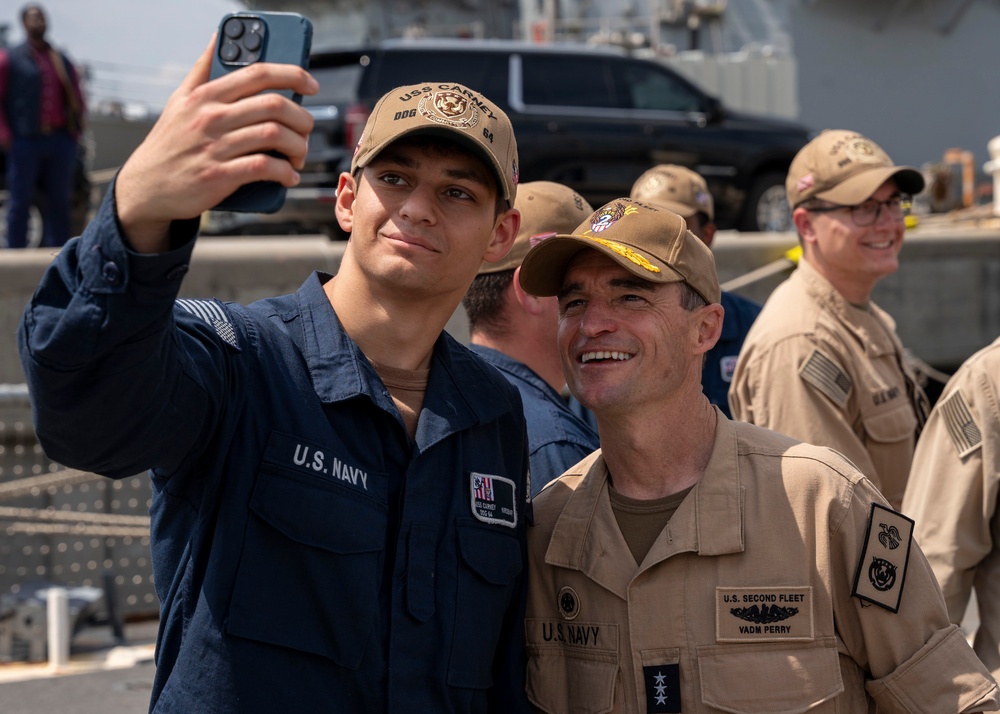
[[208, 12, 313, 214]]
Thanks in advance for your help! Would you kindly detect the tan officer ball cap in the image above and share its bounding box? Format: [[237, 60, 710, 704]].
[[479, 181, 593, 274], [519, 198, 721, 304], [786, 129, 924, 208], [630, 164, 714, 222], [350, 81, 519, 203]]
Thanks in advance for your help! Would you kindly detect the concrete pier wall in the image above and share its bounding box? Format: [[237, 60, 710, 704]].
[[3, 225, 998, 398]]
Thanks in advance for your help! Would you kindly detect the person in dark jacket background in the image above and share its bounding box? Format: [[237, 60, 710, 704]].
[[0, 3, 86, 248]]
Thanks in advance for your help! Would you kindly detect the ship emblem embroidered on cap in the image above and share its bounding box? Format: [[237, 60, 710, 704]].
[[843, 139, 879, 164], [419, 90, 479, 129]]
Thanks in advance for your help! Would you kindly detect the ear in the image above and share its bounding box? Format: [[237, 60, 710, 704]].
[[512, 265, 545, 316], [694, 302, 725, 355], [335, 172, 357, 234], [792, 206, 817, 247], [700, 222, 717, 249], [481, 207, 520, 264]]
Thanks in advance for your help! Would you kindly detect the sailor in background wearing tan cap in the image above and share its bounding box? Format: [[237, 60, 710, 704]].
[[463, 181, 599, 493], [17, 40, 534, 712], [903, 337, 1000, 682], [630, 164, 761, 418], [518, 197, 998, 713], [729, 129, 929, 509]]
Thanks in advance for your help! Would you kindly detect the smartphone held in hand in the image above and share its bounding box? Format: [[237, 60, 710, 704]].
[[208, 12, 313, 214]]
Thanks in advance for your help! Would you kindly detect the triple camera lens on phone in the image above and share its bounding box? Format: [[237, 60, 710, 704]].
[[219, 17, 266, 65]]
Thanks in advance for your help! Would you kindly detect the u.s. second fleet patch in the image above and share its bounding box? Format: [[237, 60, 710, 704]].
[[716, 586, 814, 642], [852, 503, 913, 612]]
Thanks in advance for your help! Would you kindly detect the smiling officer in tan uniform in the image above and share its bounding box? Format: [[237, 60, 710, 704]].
[[518, 198, 998, 713], [729, 130, 929, 509], [903, 337, 1000, 681]]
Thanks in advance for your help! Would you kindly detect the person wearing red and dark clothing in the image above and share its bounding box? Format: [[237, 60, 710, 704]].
[[0, 3, 86, 248]]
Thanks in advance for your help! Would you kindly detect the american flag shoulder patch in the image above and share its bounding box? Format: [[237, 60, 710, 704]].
[[799, 349, 851, 407], [176, 298, 240, 351], [938, 388, 982, 458]]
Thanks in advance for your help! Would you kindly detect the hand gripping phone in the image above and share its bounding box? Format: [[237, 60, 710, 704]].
[[208, 11, 313, 214]]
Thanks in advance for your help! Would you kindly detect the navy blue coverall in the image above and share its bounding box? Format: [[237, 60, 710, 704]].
[[17, 192, 532, 713], [469, 345, 598, 494]]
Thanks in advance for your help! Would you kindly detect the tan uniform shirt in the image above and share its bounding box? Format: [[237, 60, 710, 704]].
[[729, 259, 926, 509], [525, 412, 998, 714], [903, 337, 1000, 680]]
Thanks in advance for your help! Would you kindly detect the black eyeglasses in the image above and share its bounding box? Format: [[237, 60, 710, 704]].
[[805, 194, 912, 227]]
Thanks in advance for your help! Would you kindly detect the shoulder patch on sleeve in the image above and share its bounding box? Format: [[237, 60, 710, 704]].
[[799, 349, 851, 407], [937, 389, 982, 458], [176, 298, 240, 350], [851, 503, 913, 613]]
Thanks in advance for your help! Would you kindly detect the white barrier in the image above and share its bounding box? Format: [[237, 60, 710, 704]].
[[46, 587, 70, 670]]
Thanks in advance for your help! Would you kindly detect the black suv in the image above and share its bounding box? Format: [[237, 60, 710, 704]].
[[205, 39, 810, 237]]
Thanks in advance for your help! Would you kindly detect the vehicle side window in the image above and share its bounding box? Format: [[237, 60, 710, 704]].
[[305, 65, 364, 106], [366, 52, 507, 104], [521, 55, 623, 109], [614, 61, 705, 113]]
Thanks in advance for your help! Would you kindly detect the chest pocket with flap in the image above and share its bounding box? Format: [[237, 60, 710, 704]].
[[226, 464, 387, 670]]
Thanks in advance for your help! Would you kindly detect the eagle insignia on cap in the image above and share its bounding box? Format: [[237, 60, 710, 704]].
[[419, 91, 479, 129], [590, 202, 630, 233], [590, 203, 625, 233]]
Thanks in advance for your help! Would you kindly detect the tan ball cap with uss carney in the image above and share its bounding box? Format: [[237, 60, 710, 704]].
[[519, 197, 721, 305], [786, 129, 925, 208], [630, 164, 714, 221], [479, 181, 593, 274], [351, 81, 519, 203]]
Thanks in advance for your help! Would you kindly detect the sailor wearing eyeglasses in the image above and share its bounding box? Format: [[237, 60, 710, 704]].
[[729, 129, 929, 509]]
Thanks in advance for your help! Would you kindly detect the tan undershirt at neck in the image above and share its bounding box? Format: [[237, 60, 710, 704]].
[[370, 360, 430, 441], [609, 484, 694, 566]]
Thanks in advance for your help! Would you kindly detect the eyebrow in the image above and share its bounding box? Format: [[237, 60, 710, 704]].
[[557, 276, 658, 300], [369, 151, 492, 189]]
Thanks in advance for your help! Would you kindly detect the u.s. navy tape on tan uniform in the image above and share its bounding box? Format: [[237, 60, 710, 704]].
[[852, 503, 913, 612], [938, 389, 983, 458], [799, 349, 852, 407], [176, 298, 240, 350]]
